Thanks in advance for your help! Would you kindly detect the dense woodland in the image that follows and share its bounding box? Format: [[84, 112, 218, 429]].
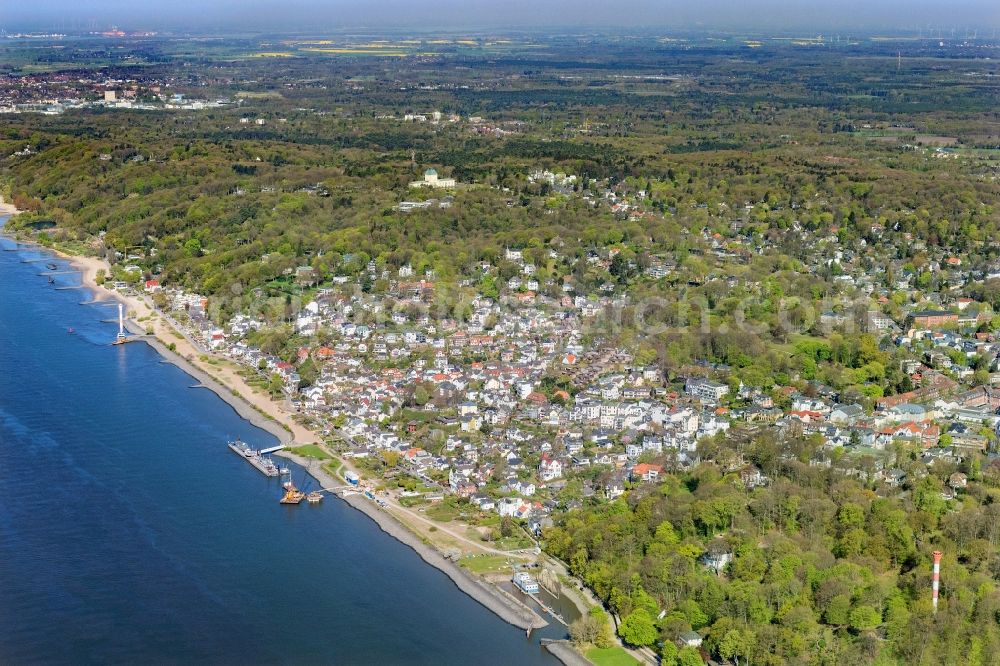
[[551, 428, 1000, 665], [2, 34, 1000, 664]]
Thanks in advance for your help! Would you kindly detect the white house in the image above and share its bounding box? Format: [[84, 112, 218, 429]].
[[410, 168, 456, 189], [538, 454, 563, 481]]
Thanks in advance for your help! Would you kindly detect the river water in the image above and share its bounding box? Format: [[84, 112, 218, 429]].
[[0, 219, 559, 665]]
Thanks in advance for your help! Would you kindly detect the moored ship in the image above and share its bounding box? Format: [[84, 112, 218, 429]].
[[280, 479, 306, 504], [227, 438, 280, 477]]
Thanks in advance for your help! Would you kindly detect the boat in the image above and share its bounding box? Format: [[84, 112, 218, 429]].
[[280, 480, 306, 505], [47, 276, 54, 284], [67, 327, 75, 334], [279, 466, 290, 475], [46, 262, 57, 270], [307, 491, 323, 504], [227, 438, 280, 477]]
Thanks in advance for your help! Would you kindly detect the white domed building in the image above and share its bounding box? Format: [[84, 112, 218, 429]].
[[410, 168, 457, 189]]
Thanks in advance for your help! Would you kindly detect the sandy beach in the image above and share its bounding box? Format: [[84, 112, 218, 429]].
[[0, 202, 310, 447], [0, 215, 565, 649], [49, 250, 316, 446]]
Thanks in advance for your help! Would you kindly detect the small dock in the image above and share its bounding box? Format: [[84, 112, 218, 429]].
[[109, 303, 134, 346], [532, 598, 568, 627], [228, 440, 280, 477], [508, 577, 569, 627]]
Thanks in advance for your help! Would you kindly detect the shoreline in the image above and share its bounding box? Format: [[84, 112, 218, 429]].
[[542, 641, 593, 666], [0, 218, 566, 650], [0, 220, 288, 444], [142, 335, 293, 446], [278, 451, 549, 633]]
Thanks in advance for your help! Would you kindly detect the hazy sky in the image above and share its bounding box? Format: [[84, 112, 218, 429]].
[[4, 0, 999, 32]]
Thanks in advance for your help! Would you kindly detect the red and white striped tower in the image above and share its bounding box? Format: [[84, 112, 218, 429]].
[[932, 550, 942, 614]]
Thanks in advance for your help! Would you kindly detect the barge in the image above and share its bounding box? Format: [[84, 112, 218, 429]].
[[227, 439, 280, 477]]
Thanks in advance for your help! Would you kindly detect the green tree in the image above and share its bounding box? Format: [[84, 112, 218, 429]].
[[661, 642, 679, 665], [719, 628, 755, 665], [849, 605, 882, 632], [569, 606, 614, 649], [678, 645, 704, 666], [825, 595, 851, 626], [619, 608, 658, 647]]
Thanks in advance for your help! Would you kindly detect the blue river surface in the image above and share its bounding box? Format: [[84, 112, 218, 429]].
[[0, 219, 560, 665]]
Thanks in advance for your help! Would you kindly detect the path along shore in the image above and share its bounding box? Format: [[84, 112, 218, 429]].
[[0, 210, 570, 654], [278, 451, 548, 632]]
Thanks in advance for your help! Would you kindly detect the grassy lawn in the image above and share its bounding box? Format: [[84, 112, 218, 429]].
[[291, 444, 330, 460], [586, 647, 639, 666], [494, 536, 535, 551], [425, 502, 462, 522], [458, 554, 511, 575], [398, 408, 442, 423], [322, 460, 343, 480]]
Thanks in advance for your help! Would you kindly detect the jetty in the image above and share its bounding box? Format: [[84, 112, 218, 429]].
[[511, 572, 568, 627], [531, 596, 568, 627], [541, 640, 591, 666], [110, 302, 138, 346], [228, 439, 280, 477]]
